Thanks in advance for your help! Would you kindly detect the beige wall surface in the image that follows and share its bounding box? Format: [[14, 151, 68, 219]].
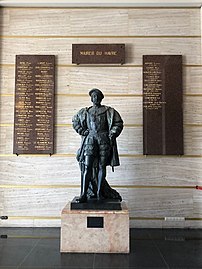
[[0, 7, 201, 228]]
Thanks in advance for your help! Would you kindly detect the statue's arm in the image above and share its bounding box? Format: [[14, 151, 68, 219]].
[[72, 109, 88, 136], [109, 110, 123, 138]]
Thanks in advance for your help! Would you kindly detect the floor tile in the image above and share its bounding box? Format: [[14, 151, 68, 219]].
[[0, 238, 39, 267], [155, 239, 202, 268], [19, 239, 61, 267], [0, 267, 18, 269], [20, 238, 94, 268], [94, 253, 129, 268], [128, 240, 168, 268], [60, 253, 94, 267]]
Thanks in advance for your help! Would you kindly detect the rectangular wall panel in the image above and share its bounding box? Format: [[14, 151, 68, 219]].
[[1, 8, 200, 36], [13, 55, 55, 154], [143, 55, 183, 155]]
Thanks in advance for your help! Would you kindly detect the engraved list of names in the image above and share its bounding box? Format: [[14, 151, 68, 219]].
[[14, 55, 55, 154], [143, 55, 183, 155]]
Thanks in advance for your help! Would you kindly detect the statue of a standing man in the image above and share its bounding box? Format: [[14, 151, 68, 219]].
[[72, 89, 123, 203]]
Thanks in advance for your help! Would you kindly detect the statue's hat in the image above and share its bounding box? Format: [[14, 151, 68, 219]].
[[89, 88, 104, 99]]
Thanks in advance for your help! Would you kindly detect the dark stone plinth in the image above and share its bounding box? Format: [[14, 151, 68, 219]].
[[71, 196, 122, 210]]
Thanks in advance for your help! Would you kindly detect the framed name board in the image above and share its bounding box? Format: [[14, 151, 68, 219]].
[[143, 55, 183, 155], [13, 55, 55, 155], [72, 44, 125, 64]]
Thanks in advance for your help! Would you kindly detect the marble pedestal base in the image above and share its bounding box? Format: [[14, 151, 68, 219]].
[[60, 202, 129, 253]]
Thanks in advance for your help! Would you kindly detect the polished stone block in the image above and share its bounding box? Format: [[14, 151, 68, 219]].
[[60, 202, 129, 253]]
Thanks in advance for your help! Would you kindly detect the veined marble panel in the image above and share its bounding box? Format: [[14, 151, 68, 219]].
[[69, 9, 129, 37], [1, 187, 127, 216], [2, 188, 77, 215], [128, 188, 193, 218], [193, 189, 202, 217], [4, 8, 71, 36], [0, 218, 34, 228], [185, 221, 202, 229], [33, 219, 61, 227], [130, 219, 163, 229], [128, 9, 200, 36], [0, 95, 15, 124], [107, 155, 199, 186], [67, 67, 132, 95], [0, 156, 80, 184], [1, 8, 200, 36], [184, 96, 202, 124], [0, 125, 14, 154], [2, 218, 61, 228], [184, 66, 202, 94], [184, 126, 202, 155], [0, 190, 4, 215], [1, 8, 128, 36], [1, 37, 200, 65], [162, 219, 186, 228], [1, 66, 202, 95], [0, 8, 9, 34], [0, 156, 201, 186]]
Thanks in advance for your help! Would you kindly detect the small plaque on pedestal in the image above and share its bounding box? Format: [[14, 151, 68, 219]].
[[71, 196, 122, 210]]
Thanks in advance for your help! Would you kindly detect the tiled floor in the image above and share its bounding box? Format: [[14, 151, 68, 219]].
[[0, 228, 201, 268]]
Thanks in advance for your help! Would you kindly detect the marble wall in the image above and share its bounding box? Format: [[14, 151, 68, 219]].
[[0, 7, 201, 227]]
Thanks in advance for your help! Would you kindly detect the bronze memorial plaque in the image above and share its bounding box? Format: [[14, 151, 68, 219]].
[[143, 55, 183, 155], [13, 55, 55, 154], [72, 44, 125, 64]]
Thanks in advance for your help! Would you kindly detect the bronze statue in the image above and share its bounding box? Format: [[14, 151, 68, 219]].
[[72, 89, 123, 203]]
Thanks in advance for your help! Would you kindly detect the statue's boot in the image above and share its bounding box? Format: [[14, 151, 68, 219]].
[[97, 192, 105, 201], [78, 173, 89, 203], [78, 194, 87, 203]]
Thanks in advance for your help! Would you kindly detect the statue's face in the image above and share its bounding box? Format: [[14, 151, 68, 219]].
[[91, 93, 102, 106]]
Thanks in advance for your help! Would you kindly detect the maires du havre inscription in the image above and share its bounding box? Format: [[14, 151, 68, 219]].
[[72, 44, 125, 64], [143, 55, 183, 155], [13, 55, 55, 154]]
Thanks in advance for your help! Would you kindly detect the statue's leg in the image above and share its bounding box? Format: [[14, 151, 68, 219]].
[[79, 155, 93, 203], [97, 136, 111, 200], [97, 159, 107, 200]]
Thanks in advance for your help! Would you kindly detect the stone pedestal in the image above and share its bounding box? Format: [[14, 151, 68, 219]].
[[60, 202, 129, 253]]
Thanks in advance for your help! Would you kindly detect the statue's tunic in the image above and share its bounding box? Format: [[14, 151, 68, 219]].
[[84, 106, 110, 161], [72, 105, 123, 168]]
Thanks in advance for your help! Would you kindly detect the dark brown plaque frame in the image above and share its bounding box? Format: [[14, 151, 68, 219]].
[[143, 55, 183, 155], [13, 55, 55, 154], [72, 44, 125, 64]]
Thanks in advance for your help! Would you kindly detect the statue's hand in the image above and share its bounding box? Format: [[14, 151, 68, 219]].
[[82, 129, 89, 136], [109, 131, 115, 139]]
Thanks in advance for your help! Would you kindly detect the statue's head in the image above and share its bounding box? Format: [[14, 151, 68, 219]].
[[89, 88, 104, 105]]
